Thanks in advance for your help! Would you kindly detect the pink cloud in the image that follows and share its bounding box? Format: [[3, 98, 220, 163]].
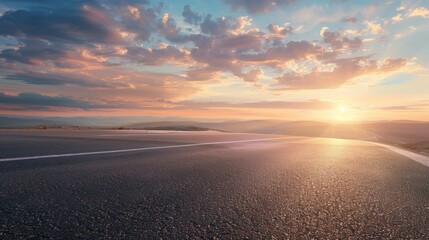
[[275, 57, 408, 90]]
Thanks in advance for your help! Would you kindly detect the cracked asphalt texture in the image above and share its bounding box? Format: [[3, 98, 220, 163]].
[[1, 130, 429, 239]]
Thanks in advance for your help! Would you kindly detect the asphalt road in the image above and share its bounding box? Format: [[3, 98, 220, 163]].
[[1, 130, 429, 239]]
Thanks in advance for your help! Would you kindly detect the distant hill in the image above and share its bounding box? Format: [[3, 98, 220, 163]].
[[0, 116, 62, 128], [0, 116, 227, 128], [128, 120, 328, 134], [127, 120, 429, 146]]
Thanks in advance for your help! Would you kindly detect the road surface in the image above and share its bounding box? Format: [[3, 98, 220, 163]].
[[1, 130, 429, 239]]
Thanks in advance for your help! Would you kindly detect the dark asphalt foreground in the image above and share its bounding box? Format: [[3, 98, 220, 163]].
[[1, 130, 429, 239]]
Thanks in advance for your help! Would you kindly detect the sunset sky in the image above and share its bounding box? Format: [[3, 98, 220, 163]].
[[0, 0, 428, 122]]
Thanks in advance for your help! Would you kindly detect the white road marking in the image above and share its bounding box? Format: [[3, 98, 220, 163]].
[[2, 135, 428, 167], [0, 137, 289, 162], [372, 142, 429, 167]]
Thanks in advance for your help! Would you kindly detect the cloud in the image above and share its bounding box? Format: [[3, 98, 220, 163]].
[[182, 5, 202, 25], [0, 38, 131, 70], [267, 23, 293, 36], [127, 5, 141, 19], [198, 15, 257, 40], [176, 99, 336, 110], [0, 8, 121, 44], [0, 0, 383, 88], [0, 92, 106, 109], [379, 106, 418, 111], [3, 71, 132, 88], [163, 15, 267, 81], [234, 100, 335, 109], [341, 17, 358, 23], [0, 1, 168, 47], [391, 14, 403, 23], [396, 4, 406, 11], [119, 4, 160, 42], [320, 27, 363, 51], [377, 103, 429, 111], [0, 39, 70, 66], [125, 45, 191, 65], [364, 20, 383, 34], [185, 67, 221, 81], [241, 69, 264, 82], [275, 57, 408, 90], [222, 0, 295, 14], [408, 6, 429, 18], [0, 0, 176, 71], [74, 68, 200, 101], [238, 41, 326, 66], [377, 58, 407, 72], [200, 14, 232, 36], [218, 32, 263, 51], [186, 37, 325, 82], [0, 0, 100, 8]]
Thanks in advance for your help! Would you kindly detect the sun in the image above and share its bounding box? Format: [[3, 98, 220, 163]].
[[333, 105, 351, 122]]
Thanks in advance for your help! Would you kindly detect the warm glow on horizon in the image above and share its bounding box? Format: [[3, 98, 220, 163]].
[[331, 104, 361, 122]]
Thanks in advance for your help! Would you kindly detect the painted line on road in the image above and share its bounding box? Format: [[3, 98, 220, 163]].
[[3, 136, 426, 167], [0, 137, 290, 162], [372, 142, 429, 167]]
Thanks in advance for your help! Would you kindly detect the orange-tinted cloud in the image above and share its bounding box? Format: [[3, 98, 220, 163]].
[[275, 57, 408, 90]]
